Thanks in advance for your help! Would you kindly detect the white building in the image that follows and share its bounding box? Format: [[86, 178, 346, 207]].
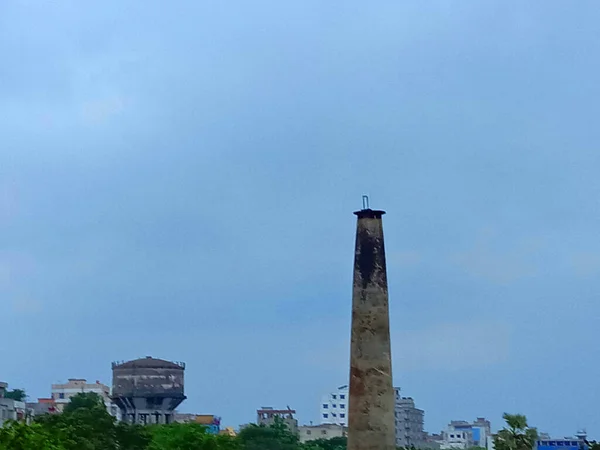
[[439, 418, 492, 450], [321, 385, 425, 447], [320, 385, 349, 426], [51, 379, 120, 419], [299, 424, 348, 443]]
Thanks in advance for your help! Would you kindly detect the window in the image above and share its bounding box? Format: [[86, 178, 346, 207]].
[[332, 404, 336, 408], [332, 413, 337, 417], [450, 435, 455, 438], [332, 395, 337, 399], [340, 394, 345, 400], [307, 431, 312, 435], [323, 414, 328, 419], [323, 404, 328, 409], [322, 430, 328, 435], [59, 393, 65, 399], [340, 414, 345, 418], [340, 404, 345, 409]]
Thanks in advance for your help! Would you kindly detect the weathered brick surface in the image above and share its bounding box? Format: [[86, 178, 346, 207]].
[[348, 209, 395, 450]]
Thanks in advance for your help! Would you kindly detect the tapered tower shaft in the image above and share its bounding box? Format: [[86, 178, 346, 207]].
[[348, 208, 395, 450]]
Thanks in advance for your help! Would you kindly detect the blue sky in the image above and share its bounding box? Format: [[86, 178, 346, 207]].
[[2, 0, 600, 437]]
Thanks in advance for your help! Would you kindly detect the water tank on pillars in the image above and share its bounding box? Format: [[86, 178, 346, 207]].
[[111, 356, 186, 425]]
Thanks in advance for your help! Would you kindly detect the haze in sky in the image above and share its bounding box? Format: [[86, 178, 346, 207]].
[[2, 0, 600, 437]]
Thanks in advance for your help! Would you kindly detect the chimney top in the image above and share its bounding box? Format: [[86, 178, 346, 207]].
[[354, 209, 386, 219], [354, 195, 385, 218]]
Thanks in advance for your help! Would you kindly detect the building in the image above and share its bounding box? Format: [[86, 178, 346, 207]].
[[220, 427, 236, 437], [425, 433, 443, 449], [536, 439, 582, 450], [536, 431, 588, 450], [320, 385, 349, 426], [394, 388, 425, 448], [112, 356, 186, 425], [51, 378, 119, 418], [257, 407, 298, 434], [299, 424, 348, 443], [0, 382, 31, 426], [439, 418, 492, 450], [26, 398, 57, 416], [174, 414, 221, 434], [321, 385, 425, 447]]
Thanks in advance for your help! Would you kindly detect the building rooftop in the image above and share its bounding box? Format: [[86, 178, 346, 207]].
[[257, 408, 296, 414], [112, 356, 185, 370]]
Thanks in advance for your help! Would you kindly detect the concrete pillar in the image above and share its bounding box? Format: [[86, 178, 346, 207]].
[[348, 208, 396, 450]]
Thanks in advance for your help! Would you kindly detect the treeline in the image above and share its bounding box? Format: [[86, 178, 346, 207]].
[[1, 393, 562, 450], [0, 393, 349, 450]]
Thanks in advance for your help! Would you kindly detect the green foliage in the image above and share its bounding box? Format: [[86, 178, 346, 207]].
[[62, 392, 106, 415], [35, 392, 119, 450], [0, 394, 347, 450], [148, 423, 238, 450], [303, 436, 346, 450], [238, 417, 298, 450], [0, 421, 64, 450], [494, 413, 538, 450], [115, 423, 152, 450], [4, 390, 26, 402]]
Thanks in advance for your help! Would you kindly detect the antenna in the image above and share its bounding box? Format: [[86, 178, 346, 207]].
[[362, 195, 370, 210]]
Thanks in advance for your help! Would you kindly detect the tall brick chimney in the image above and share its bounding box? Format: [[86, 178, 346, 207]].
[[348, 204, 395, 450]]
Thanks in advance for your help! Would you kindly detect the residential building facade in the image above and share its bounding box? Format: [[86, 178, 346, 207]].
[[0, 382, 32, 426], [299, 424, 348, 443], [26, 398, 57, 416], [439, 418, 492, 450], [257, 407, 298, 434], [320, 385, 349, 426], [536, 431, 589, 450], [51, 378, 119, 419], [394, 388, 425, 448], [536, 439, 583, 450], [321, 385, 425, 447], [174, 414, 222, 434]]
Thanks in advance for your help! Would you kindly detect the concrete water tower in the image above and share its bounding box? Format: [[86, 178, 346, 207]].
[[111, 356, 186, 425]]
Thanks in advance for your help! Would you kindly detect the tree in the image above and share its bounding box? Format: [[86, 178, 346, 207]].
[[303, 436, 347, 450], [62, 392, 107, 415], [4, 389, 26, 402], [148, 423, 238, 450], [35, 392, 118, 450], [494, 414, 538, 450], [0, 421, 64, 450], [115, 422, 152, 450], [238, 417, 299, 450]]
